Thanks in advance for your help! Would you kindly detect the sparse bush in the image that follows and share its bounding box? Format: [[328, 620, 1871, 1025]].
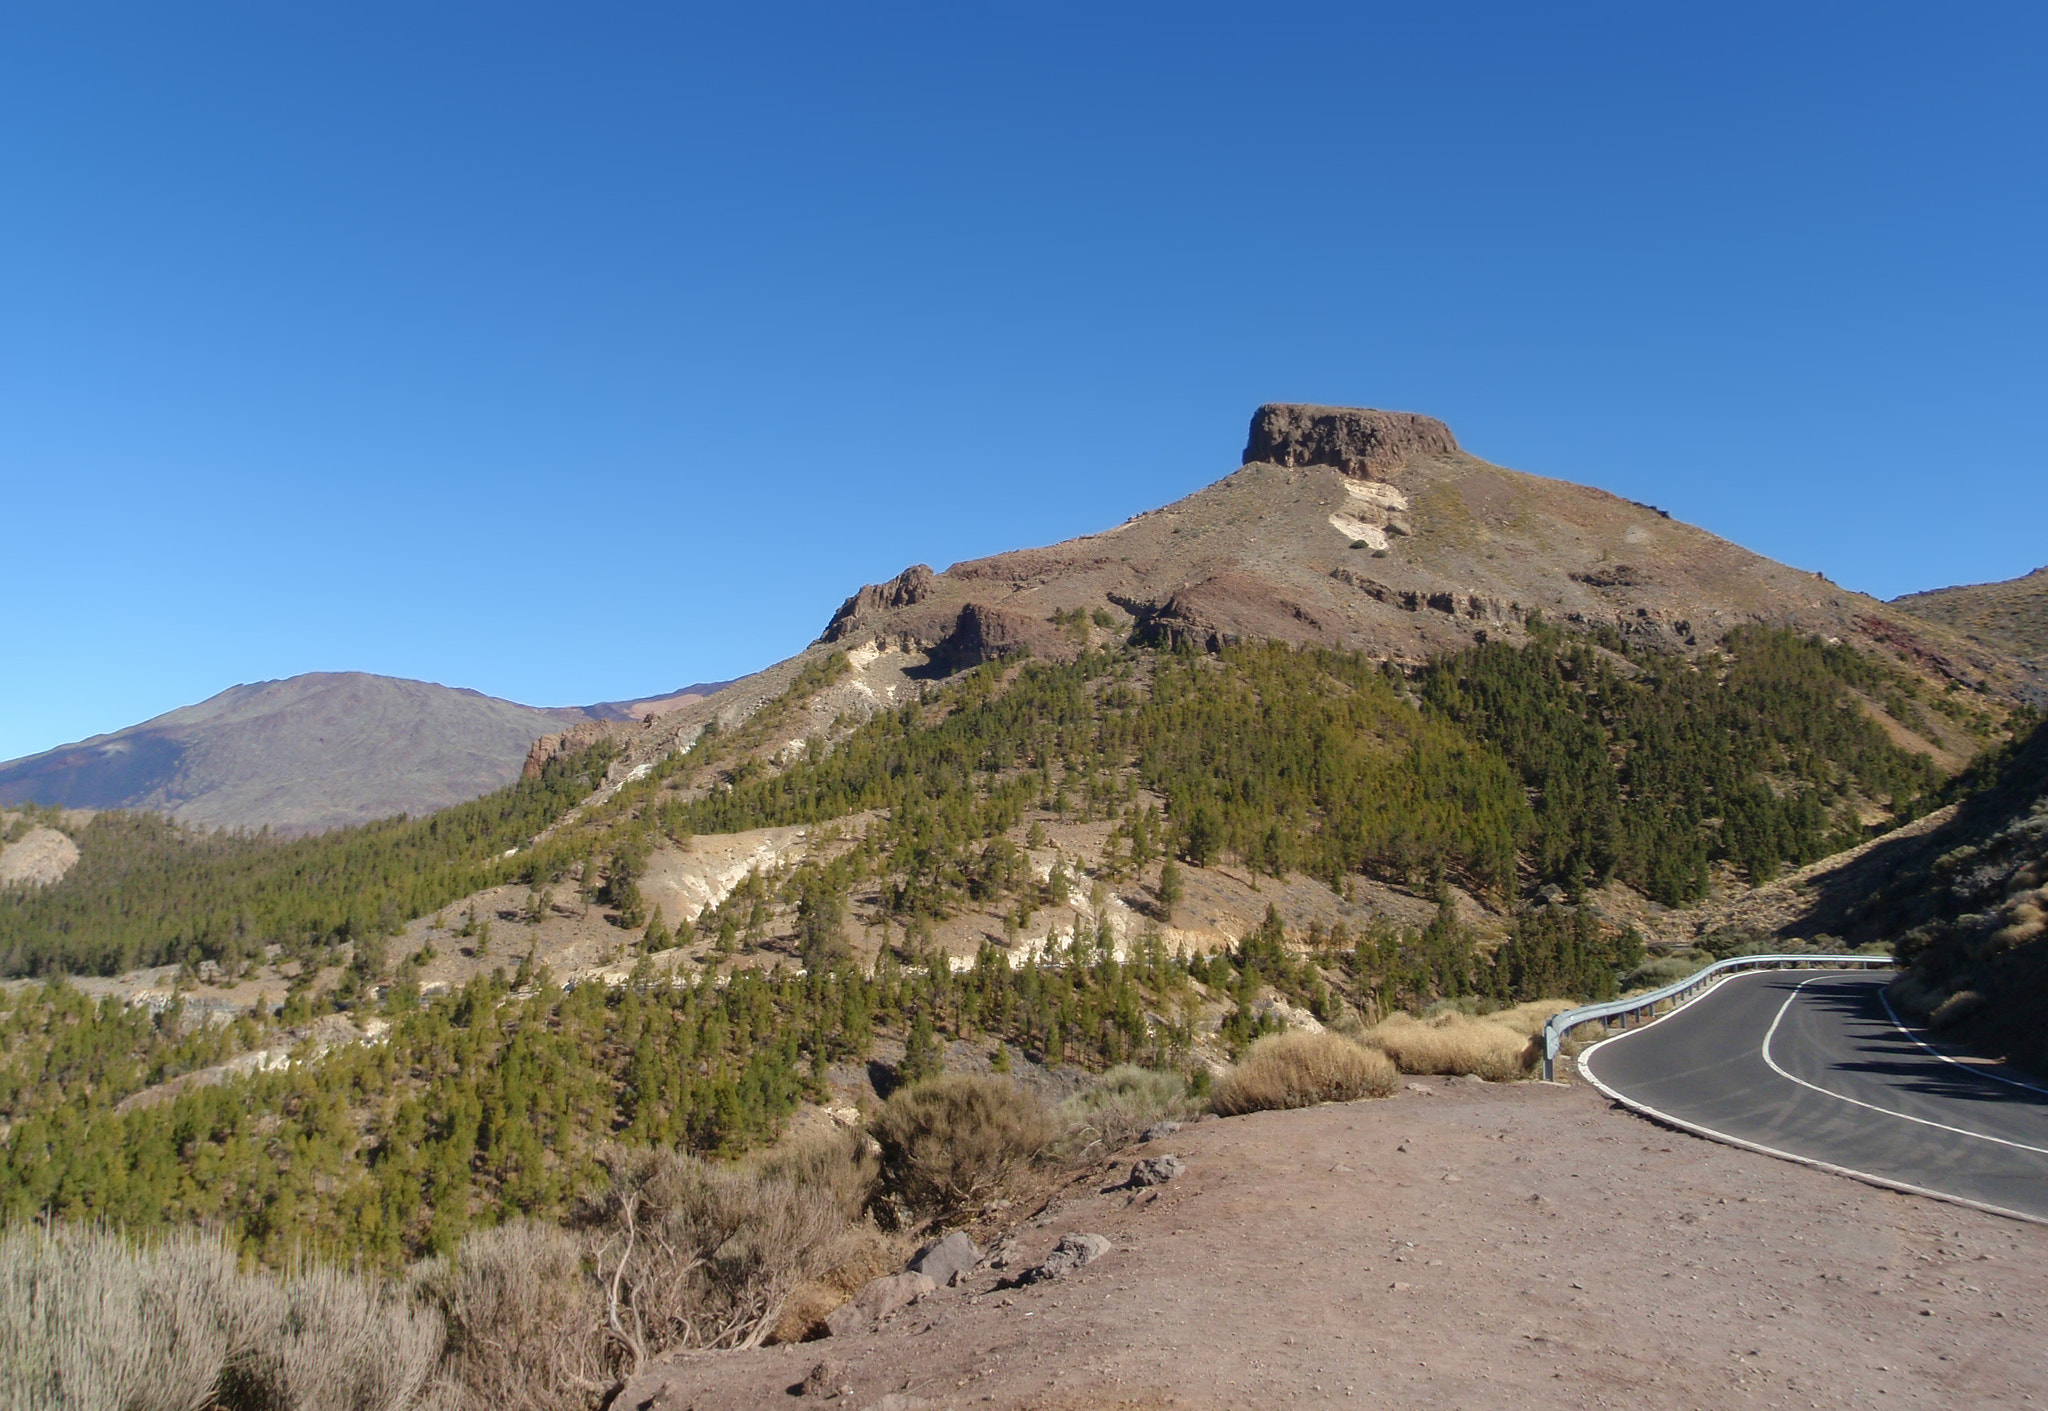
[[413, 1222, 606, 1411], [0, 1225, 445, 1411], [868, 1075, 1056, 1222], [1367, 1011, 1536, 1082], [237, 1265, 443, 1411], [1210, 1031, 1397, 1116], [746, 1128, 880, 1221], [1621, 953, 1711, 991], [1059, 1065, 1198, 1160], [0, 1225, 277, 1411], [581, 1145, 863, 1366]]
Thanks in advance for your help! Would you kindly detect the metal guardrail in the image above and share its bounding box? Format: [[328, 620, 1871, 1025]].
[[1541, 953, 1895, 1081]]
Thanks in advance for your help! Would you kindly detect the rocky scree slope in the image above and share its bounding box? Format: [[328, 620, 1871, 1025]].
[[0, 672, 728, 835], [1893, 564, 2048, 694]]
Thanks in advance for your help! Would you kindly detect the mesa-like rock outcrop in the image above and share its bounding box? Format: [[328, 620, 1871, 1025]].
[[928, 602, 1067, 671], [1242, 403, 1460, 477]]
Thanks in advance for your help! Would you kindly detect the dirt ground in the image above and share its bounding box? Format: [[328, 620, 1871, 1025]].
[[618, 1080, 2048, 1411]]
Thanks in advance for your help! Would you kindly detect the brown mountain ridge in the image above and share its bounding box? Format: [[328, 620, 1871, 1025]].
[[544, 402, 2037, 790]]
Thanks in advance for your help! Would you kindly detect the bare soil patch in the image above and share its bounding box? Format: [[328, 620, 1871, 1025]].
[[619, 1081, 2048, 1411]]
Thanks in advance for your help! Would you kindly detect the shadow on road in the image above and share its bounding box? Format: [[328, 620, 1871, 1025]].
[[1784, 978, 2048, 1112]]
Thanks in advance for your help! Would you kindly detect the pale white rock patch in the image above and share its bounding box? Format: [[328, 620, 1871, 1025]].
[[0, 827, 80, 888], [1344, 479, 1409, 512], [1328, 514, 1390, 551]]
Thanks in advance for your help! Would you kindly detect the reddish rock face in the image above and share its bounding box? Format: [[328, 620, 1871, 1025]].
[[1243, 404, 1460, 478], [820, 564, 938, 642], [930, 602, 1065, 670], [521, 720, 612, 779]]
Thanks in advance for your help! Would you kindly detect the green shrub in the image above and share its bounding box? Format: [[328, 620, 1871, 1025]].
[[1059, 1064, 1197, 1159], [868, 1075, 1055, 1222]]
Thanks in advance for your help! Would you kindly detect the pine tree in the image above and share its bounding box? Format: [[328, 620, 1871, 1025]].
[[898, 1007, 942, 1087], [1156, 858, 1183, 922]]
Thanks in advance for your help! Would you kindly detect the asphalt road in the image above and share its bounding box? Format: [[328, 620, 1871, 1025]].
[[1578, 970, 2048, 1222]]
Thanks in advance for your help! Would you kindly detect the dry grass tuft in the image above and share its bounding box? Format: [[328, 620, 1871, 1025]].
[[767, 1220, 900, 1347], [768, 1282, 848, 1346], [1931, 989, 1986, 1028], [1368, 1011, 1539, 1082], [1474, 999, 1578, 1039], [413, 1221, 606, 1411], [869, 1075, 1057, 1222], [1210, 1031, 1398, 1116]]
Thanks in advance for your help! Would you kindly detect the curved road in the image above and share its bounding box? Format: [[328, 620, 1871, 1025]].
[[1578, 970, 2048, 1222]]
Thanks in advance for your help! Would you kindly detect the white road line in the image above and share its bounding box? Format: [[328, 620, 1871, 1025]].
[[1759, 974, 2048, 1157], [1576, 1050, 2048, 1227], [1576, 972, 2048, 1227], [1876, 986, 2048, 1096]]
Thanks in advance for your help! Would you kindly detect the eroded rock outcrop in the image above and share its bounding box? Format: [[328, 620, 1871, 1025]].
[[521, 720, 613, 780], [1244, 404, 1460, 477], [929, 602, 1063, 671], [821, 565, 939, 643]]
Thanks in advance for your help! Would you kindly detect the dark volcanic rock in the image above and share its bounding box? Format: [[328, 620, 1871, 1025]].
[[929, 602, 1063, 670], [821, 565, 939, 642], [1243, 404, 1460, 477]]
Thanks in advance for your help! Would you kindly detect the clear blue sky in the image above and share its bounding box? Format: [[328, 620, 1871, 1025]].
[[4, 3, 2043, 761]]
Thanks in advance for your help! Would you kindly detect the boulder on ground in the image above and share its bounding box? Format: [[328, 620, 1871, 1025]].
[[1020, 1233, 1113, 1284], [907, 1230, 981, 1286], [1127, 1153, 1185, 1187], [823, 1272, 935, 1337]]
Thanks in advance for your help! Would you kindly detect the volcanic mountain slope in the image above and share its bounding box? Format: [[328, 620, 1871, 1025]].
[[0, 672, 729, 835], [1892, 564, 2048, 681], [541, 404, 2027, 788]]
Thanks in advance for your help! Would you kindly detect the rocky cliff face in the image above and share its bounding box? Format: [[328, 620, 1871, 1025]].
[[1243, 404, 1460, 478], [821, 564, 939, 643], [521, 720, 616, 780]]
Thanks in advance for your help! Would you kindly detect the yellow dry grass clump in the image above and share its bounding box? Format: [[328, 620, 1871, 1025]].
[[1211, 1031, 1398, 1116], [1366, 1005, 1565, 1082]]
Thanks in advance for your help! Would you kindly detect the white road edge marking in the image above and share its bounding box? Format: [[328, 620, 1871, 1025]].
[[1759, 975, 2048, 1156], [1876, 986, 2048, 1096], [1578, 971, 2048, 1228]]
